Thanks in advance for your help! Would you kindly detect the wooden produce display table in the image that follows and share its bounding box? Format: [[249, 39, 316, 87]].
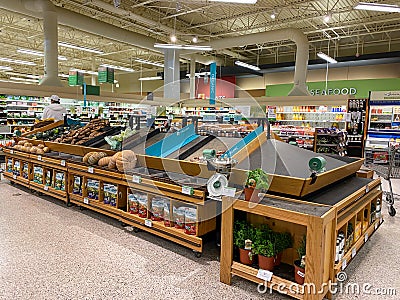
[[220, 176, 383, 300]]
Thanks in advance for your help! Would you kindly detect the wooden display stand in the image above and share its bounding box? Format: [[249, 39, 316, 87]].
[[220, 178, 383, 300]]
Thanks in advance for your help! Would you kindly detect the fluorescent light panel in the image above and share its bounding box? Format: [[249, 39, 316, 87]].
[[9, 76, 38, 83], [235, 60, 260, 71], [6, 72, 40, 79], [154, 44, 212, 51], [18, 48, 67, 61], [71, 68, 98, 75], [58, 42, 104, 54], [58, 73, 69, 78], [138, 76, 163, 81], [317, 52, 338, 63], [354, 2, 400, 12], [0, 57, 36, 66], [135, 58, 164, 68], [209, 0, 257, 3], [0, 66, 12, 71], [100, 63, 134, 72], [186, 72, 211, 77]]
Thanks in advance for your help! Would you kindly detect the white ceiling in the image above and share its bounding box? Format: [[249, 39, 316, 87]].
[[0, 0, 399, 82]]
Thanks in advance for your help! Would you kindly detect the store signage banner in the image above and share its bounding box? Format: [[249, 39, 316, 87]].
[[266, 78, 400, 98], [98, 67, 114, 84], [370, 91, 400, 101], [209, 62, 216, 105], [68, 71, 84, 86]]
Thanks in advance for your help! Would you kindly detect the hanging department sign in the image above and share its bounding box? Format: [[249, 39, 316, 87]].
[[308, 86, 357, 96], [68, 70, 84, 86], [98, 67, 114, 84]]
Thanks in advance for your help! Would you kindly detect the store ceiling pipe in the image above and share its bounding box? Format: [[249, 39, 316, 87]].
[[197, 29, 310, 96]]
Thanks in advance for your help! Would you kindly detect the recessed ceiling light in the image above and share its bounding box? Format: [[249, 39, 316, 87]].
[[170, 34, 177, 43], [192, 36, 198, 43], [58, 42, 104, 54]]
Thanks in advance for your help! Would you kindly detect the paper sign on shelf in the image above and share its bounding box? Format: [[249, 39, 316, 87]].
[[375, 223, 378, 230], [10, 150, 14, 154], [352, 248, 357, 258], [132, 175, 141, 184], [364, 233, 369, 243], [144, 219, 152, 227], [256, 269, 273, 282], [222, 187, 236, 197], [182, 186, 194, 196], [37, 155, 42, 161], [342, 259, 347, 270], [44, 186, 49, 191], [365, 185, 369, 193], [83, 197, 89, 204], [61, 160, 66, 167], [88, 167, 94, 174], [12, 174, 16, 180]]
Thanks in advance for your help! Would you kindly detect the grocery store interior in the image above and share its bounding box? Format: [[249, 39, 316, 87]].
[[0, 0, 400, 299]]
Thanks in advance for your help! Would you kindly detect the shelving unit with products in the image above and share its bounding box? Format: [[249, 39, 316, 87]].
[[346, 99, 368, 157], [314, 128, 348, 156], [271, 125, 315, 150]]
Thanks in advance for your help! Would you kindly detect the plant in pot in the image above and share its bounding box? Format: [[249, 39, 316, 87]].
[[294, 235, 306, 285], [234, 220, 255, 265], [253, 240, 276, 271], [244, 168, 269, 202], [274, 232, 293, 266]]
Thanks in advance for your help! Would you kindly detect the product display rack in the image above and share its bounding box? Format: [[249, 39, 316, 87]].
[[314, 128, 348, 156], [346, 99, 368, 157]]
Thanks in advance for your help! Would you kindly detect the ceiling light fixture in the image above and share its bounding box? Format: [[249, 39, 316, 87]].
[[6, 72, 40, 79], [323, 13, 332, 23], [71, 68, 98, 75], [192, 36, 198, 43], [154, 44, 212, 51], [58, 73, 69, 78], [209, 0, 257, 4], [100, 63, 134, 72], [0, 66, 13, 71], [354, 2, 400, 12], [235, 60, 260, 71], [317, 52, 338, 63], [0, 57, 36, 66], [135, 58, 164, 68], [170, 34, 177, 43], [58, 42, 104, 54], [9, 76, 38, 83], [138, 76, 163, 81], [17, 48, 67, 61], [186, 72, 211, 77]]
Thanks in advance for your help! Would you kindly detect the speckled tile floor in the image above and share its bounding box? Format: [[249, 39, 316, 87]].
[[0, 177, 399, 300]]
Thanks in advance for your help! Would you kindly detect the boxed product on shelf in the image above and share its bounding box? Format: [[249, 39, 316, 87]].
[[163, 200, 172, 227], [6, 158, 12, 172], [73, 176, 82, 195], [103, 183, 117, 206], [22, 162, 29, 179], [45, 170, 52, 186], [33, 166, 43, 184], [137, 192, 148, 218], [13, 160, 20, 176], [184, 206, 197, 235], [173, 206, 185, 229], [150, 197, 165, 221], [87, 179, 100, 200], [54, 172, 65, 191], [128, 190, 139, 214]]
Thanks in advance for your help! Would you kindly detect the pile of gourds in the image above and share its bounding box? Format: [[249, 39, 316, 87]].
[[82, 150, 137, 172], [13, 141, 50, 154]]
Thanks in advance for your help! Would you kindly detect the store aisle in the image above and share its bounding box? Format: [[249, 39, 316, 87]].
[[0, 179, 399, 300]]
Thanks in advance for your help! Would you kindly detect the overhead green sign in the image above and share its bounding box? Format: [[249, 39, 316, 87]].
[[266, 78, 400, 98], [68, 70, 84, 86], [98, 67, 114, 83]]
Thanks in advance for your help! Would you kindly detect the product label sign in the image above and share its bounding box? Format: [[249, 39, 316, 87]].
[[352, 248, 356, 258], [37, 155, 42, 161], [182, 185, 194, 196], [88, 167, 94, 174], [12, 174, 16, 180], [84, 197, 89, 204], [61, 160, 66, 167], [365, 185, 369, 193], [380, 217, 383, 224], [364, 233, 369, 243], [132, 175, 142, 184], [375, 223, 378, 230], [144, 219, 152, 227], [44, 186, 49, 191], [256, 269, 273, 282], [10, 150, 14, 154], [342, 259, 347, 270], [222, 187, 237, 197]]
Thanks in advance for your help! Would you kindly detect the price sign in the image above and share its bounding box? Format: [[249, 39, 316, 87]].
[[380, 217, 383, 224], [44, 186, 49, 191], [132, 175, 142, 184], [88, 167, 94, 174], [352, 248, 357, 258], [364, 233, 369, 243], [365, 185, 369, 193], [144, 219, 152, 227], [182, 185, 194, 196], [83, 197, 89, 204], [37, 155, 42, 161], [12, 174, 17, 180], [10, 150, 14, 154], [342, 259, 347, 270], [222, 187, 237, 197], [375, 222, 378, 230], [61, 160, 66, 167], [256, 269, 273, 282]]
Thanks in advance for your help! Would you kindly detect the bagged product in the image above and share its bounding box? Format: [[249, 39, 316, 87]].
[[108, 185, 118, 206], [150, 197, 165, 221], [137, 192, 148, 218], [73, 176, 82, 195], [13, 160, 20, 176], [54, 172, 65, 191], [173, 206, 185, 229], [6, 159, 12, 172], [33, 166, 43, 184], [87, 179, 99, 200], [22, 162, 29, 179], [163, 200, 172, 227], [103, 184, 111, 204], [45, 170, 52, 186], [184, 206, 197, 235], [128, 190, 139, 214]]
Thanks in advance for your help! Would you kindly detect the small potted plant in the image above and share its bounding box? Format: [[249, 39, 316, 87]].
[[244, 168, 269, 202], [234, 220, 255, 265], [294, 235, 306, 285], [254, 240, 275, 271], [274, 232, 293, 266]]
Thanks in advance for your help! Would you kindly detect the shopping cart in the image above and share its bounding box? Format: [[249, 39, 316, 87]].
[[364, 143, 400, 217]]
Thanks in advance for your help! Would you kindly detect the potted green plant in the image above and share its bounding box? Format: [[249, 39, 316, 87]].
[[294, 235, 306, 285], [244, 168, 269, 202], [274, 232, 293, 266], [253, 240, 275, 271], [234, 220, 255, 265]]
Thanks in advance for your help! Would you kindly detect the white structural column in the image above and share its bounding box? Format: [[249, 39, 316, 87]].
[[164, 49, 180, 101], [91, 56, 96, 86], [40, 2, 62, 86], [189, 55, 196, 99]]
